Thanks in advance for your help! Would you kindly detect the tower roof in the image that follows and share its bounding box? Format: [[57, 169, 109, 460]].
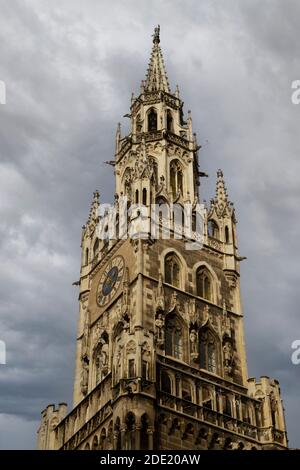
[[144, 25, 171, 93]]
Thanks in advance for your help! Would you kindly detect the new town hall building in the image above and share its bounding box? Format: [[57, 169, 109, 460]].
[[38, 27, 288, 451]]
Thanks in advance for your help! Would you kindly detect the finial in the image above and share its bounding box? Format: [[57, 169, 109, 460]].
[[217, 169, 224, 178], [175, 84, 180, 98], [152, 25, 160, 44]]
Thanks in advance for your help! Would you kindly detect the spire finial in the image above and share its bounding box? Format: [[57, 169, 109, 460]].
[[144, 26, 170, 93], [153, 25, 160, 44]]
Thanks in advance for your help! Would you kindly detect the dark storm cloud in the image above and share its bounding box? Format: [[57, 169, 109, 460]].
[[0, 0, 299, 448]]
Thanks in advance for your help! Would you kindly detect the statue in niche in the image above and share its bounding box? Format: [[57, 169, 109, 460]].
[[80, 360, 89, 395], [189, 328, 199, 361], [223, 341, 233, 375], [155, 312, 165, 348]]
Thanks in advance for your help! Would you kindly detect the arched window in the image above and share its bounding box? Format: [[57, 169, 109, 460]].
[[161, 370, 172, 394], [208, 220, 219, 239], [99, 428, 107, 450], [225, 225, 230, 244], [114, 418, 121, 450], [166, 110, 173, 132], [165, 253, 181, 287], [182, 380, 193, 414], [165, 315, 183, 360], [196, 267, 213, 301], [142, 188, 147, 205], [141, 414, 149, 450], [85, 248, 89, 265], [147, 108, 157, 131], [125, 413, 136, 450], [135, 189, 139, 204], [199, 328, 219, 374], [84, 443, 90, 450], [92, 435, 98, 450], [170, 160, 183, 199]]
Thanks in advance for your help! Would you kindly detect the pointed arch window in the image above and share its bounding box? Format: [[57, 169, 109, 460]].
[[124, 413, 135, 450], [199, 328, 219, 374], [196, 267, 213, 301], [208, 220, 219, 239], [165, 315, 183, 360], [165, 253, 181, 288], [170, 160, 183, 199], [147, 108, 157, 131]]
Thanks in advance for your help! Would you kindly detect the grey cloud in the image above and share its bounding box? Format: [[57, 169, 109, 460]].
[[0, 0, 299, 448]]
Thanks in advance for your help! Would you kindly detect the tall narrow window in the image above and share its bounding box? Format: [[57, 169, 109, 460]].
[[166, 110, 173, 132], [165, 253, 181, 288], [165, 315, 183, 360], [125, 413, 135, 450], [142, 360, 148, 380], [199, 328, 218, 374], [135, 189, 139, 204], [142, 188, 147, 205], [128, 359, 135, 378], [140, 414, 149, 450], [148, 108, 157, 131], [196, 267, 213, 301], [85, 248, 89, 265], [225, 225, 230, 244]]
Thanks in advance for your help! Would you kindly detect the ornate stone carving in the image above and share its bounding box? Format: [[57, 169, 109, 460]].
[[155, 273, 165, 312], [155, 312, 165, 348], [189, 328, 198, 362], [223, 340, 234, 376]]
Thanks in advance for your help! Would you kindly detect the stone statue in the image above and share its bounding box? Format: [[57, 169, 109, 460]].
[[190, 328, 199, 361], [80, 360, 89, 395], [155, 313, 165, 347], [223, 341, 233, 375]]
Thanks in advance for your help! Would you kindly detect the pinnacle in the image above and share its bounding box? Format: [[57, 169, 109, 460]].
[[144, 26, 171, 93]]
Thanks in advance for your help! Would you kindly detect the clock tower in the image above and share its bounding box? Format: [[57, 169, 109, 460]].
[[37, 26, 288, 451]]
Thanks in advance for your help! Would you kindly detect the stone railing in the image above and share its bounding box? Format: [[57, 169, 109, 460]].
[[158, 391, 259, 441], [54, 378, 112, 449], [61, 401, 112, 450], [207, 236, 223, 252]]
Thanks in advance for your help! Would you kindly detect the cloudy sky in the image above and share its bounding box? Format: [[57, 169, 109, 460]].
[[0, 0, 299, 449]]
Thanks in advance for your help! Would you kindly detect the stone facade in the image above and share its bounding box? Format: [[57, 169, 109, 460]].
[[37, 26, 288, 451]]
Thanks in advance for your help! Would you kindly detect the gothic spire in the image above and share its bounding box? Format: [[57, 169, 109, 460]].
[[86, 190, 99, 229], [144, 25, 171, 93], [215, 169, 229, 206], [209, 170, 234, 218]]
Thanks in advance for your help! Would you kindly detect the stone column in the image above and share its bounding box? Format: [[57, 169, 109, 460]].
[[135, 421, 141, 450], [147, 426, 154, 450]]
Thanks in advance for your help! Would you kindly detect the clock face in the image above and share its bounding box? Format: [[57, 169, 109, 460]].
[[97, 256, 125, 307]]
